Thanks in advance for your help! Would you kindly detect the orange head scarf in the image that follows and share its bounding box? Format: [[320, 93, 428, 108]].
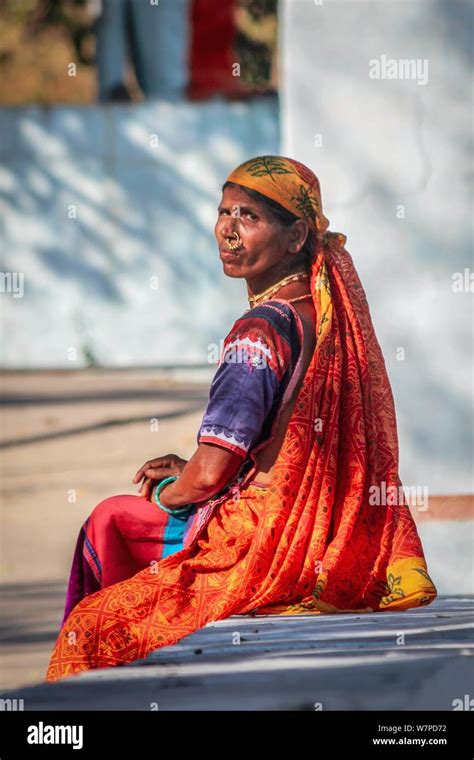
[[224, 154, 344, 346], [225, 154, 346, 248]]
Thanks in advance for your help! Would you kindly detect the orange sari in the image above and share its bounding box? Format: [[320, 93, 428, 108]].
[[46, 157, 437, 682]]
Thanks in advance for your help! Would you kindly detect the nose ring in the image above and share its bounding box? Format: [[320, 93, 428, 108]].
[[227, 231, 243, 251]]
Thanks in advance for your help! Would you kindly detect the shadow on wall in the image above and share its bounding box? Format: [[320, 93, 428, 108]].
[[0, 96, 280, 368]]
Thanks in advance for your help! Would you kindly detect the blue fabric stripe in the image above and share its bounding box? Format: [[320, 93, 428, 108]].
[[161, 511, 189, 558], [83, 530, 102, 580]]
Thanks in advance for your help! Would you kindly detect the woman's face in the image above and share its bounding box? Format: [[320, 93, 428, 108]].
[[215, 185, 307, 283]]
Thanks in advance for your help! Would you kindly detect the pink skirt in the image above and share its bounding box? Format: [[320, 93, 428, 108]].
[[61, 491, 197, 626]]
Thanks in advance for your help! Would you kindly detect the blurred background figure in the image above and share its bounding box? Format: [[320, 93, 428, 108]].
[[0, 0, 277, 104], [94, 0, 189, 102], [94, 0, 278, 102]]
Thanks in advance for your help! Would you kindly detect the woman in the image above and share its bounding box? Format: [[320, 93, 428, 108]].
[[46, 155, 437, 682]]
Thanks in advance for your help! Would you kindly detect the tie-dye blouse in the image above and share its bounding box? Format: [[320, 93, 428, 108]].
[[197, 299, 303, 459]]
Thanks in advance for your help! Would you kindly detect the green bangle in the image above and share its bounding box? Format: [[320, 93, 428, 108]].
[[154, 476, 194, 515]]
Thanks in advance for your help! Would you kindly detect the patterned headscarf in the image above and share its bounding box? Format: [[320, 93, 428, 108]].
[[225, 155, 347, 347], [225, 154, 347, 250]]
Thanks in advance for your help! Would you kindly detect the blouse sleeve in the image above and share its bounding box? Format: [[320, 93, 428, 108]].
[[196, 301, 301, 458]]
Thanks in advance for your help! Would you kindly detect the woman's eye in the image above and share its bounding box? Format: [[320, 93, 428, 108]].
[[217, 209, 256, 220]]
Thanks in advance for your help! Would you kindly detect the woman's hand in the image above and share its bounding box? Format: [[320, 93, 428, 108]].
[[132, 454, 188, 501], [133, 444, 245, 507]]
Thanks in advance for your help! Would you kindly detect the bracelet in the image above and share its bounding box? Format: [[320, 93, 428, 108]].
[[154, 476, 194, 515]]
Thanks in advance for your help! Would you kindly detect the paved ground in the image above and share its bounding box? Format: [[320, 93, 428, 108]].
[[0, 370, 213, 690], [1, 597, 472, 711], [0, 370, 472, 707]]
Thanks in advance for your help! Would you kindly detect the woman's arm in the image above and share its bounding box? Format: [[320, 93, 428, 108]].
[[141, 443, 245, 508], [157, 443, 245, 507], [135, 301, 299, 509]]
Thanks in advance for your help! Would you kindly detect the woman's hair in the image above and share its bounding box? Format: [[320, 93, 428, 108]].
[[222, 181, 316, 269]]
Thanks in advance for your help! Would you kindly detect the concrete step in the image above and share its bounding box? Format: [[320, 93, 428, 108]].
[[1, 597, 472, 711]]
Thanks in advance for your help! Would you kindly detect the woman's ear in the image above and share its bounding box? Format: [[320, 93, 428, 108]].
[[288, 219, 309, 254]]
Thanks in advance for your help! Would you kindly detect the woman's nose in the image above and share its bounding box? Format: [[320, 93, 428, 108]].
[[220, 218, 238, 238]]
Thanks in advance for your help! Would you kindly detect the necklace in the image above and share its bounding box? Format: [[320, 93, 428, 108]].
[[287, 293, 313, 304], [248, 270, 309, 308]]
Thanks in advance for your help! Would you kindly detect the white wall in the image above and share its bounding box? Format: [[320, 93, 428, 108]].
[[0, 97, 279, 368], [280, 0, 473, 494]]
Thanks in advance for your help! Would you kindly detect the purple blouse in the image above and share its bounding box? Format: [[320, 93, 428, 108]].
[[196, 300, 303, 459]]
